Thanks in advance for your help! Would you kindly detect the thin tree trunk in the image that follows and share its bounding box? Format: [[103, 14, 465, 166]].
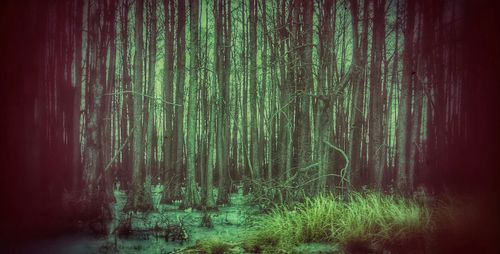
[[182, 0, 201, 209], [260, 0, 269, 181], [128, 0, 145, 210], [162, 0, 175, 203], [72, 0, 84, 192], [368, 0, 386, 189], [348, 0, 369, 190], [396, 0, 415, 192], [142, 0, 157, 210], [119, 0, 132, 190], [249, 0, 260, 181], [171, 0, 186, 201]]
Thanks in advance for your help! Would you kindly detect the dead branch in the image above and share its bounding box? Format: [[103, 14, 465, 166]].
[[322, 139, 351, 191], [105, 90, 180, 106]]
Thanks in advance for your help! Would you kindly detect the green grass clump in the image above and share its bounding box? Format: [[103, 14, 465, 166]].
[[185, 238, 235, 254], [338, 193, 431, 251], [243, 192, 432, 252]]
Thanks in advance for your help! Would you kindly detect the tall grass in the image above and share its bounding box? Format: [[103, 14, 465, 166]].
[[243, 192, 432, 252]]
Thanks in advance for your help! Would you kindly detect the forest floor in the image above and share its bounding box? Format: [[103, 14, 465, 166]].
[[108, 185, 340, 253], [13, 187, 492, 254], [15, 186, 339, 254], [105, 185, 265, 254]]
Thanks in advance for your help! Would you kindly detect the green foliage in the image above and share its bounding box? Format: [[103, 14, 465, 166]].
[[243, 192, 432, 252], [338, 193, 431, 252], [183, 238, 235, 254]]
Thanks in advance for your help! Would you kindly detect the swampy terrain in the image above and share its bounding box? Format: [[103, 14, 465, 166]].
[[10, 186, 343, 254], [14, 187, 264, 254], [1, 0, 499, 253], [7, 185, 497, 254]]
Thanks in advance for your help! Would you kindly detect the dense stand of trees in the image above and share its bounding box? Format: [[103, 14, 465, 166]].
[[2, 0, 500, 236]]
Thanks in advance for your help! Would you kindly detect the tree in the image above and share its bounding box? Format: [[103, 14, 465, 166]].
[[396, 0, 416, 192], [297, 0, 313, 189], [348, 0, 369, 190], [119, 0, 133, 190], [316, 0, 336, 193], [249, 0, 260, 182], [162, 0, 175, 203], [142, 0, 157, 210], [171, 0, 186, 202], [276, 0, 292, 185], [261, 0, 269, 181], [127, 0, 145, 210], [368, 0, 386, 189], [71, 0, 84, 193], [215, 0, 232, 205], [182, 0, 201, 209]]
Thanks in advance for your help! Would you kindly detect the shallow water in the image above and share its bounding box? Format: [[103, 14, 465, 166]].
[[11, 187, 261, 254]]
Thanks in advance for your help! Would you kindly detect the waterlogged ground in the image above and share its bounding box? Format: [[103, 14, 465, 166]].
[[11, 186, 491, 254], [14, 185, 342, 254], [16, 187, 251, 254]]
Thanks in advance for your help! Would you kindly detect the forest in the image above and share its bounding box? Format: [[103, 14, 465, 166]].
[[1, 0, 499, 253]]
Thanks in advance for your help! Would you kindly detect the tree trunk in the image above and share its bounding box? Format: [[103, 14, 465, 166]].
[[368, 0, 386, 189], [348, 0, 369, 190], [142, 0, 157, 211], [261, 0, 269, 181], [182, 0, 201, 209], [249, 0, 260, 181], [396, 0, 415, 192], [128, 0, 145, 210], [72, 0, 84, 192], [162, 0, 175, 203], [215, 0, 232, 205], [119, 0, 132, 191], [171, 0, 186, 202]]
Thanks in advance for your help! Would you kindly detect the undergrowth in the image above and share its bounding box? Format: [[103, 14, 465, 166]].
[[189, 238, 235, 254], [191, 192, 484, 253], [242, 192, 432, 253]]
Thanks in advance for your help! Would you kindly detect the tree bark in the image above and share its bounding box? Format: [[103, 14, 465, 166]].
[[182, 0, 201, 209], [368, 0, 386, 189], [128, 0, 145, 210], [348, 0, 369, 190], [171, 0, 186, 202], [249, 0, 260, 181], [396, 0, 415, 192], [162, 0, 175, 203], [72, 0, 84, 192], [142, 0, 157, 210]]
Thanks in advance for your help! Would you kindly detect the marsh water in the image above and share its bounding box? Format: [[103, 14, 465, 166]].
[[11, 185, 344, 254], [13, 187, 259, 254]]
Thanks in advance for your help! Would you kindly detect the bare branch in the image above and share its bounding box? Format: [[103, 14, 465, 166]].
[[105, 90, 180, 106]]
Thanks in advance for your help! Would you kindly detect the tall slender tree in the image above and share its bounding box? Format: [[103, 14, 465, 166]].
[[182, 0, 201, 209], [168, 0, 186, 202], [127, 0, 145, 210], [396, 0, 416, 192], [162, 0, 175, 203], [368, 0, 386, 189], [214, 0, 232, 204], [142, 0, 157, 210], [348, 0, 369, 190]]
